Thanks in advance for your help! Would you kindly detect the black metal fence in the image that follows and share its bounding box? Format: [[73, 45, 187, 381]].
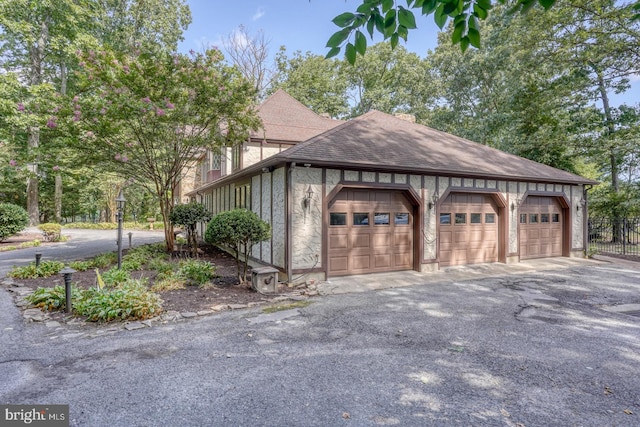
[[588, 217, 640, 256]]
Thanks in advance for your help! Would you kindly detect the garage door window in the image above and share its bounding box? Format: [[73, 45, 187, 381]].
[[530, 214, 539, 223], [353, 213, 369, 226], [395, 213, 409, 225], [486, 213, 496, 224], [552, 214, 560, 223], [520, 213, 527, 224], [455, 213, 467, 224], [374, 213, 390, 225], [541, 213, 550, 223], [440, 213, 451, 224], [470, 213, 482, 224], [330, 213, 347, 226]]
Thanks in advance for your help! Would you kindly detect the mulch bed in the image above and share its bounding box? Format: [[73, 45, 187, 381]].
[[10, 244, 295, 314]]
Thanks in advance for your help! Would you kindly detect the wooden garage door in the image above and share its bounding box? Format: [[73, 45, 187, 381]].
[[519, 196, 563, 259], [439, 193, 499, 267], [328, 189, 414, 276]]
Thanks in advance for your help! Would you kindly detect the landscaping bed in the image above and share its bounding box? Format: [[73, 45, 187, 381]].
[[5, 244, 307, 324]]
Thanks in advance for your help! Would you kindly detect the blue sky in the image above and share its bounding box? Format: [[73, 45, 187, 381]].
[[178, 1, 638, 107]]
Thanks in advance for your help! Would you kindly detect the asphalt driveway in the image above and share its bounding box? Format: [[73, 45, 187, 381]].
[[1, 259, 639, 426]]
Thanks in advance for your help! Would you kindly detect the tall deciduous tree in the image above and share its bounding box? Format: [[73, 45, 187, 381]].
[[68, 48, 260, 250], [270, 47, 349, 118], [223, 25, 273, 100]]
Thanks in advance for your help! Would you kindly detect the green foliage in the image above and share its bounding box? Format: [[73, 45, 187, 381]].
[[0, 239, 41, 252], [205, 209, 270, 282], [74, 280, 163, 322], [0, 203, 29, 242], [170, 202, 211, 255], [26, 285, 83, 311], [326, 0, 558, 62], [65, 46, 261, 252], [148, 257, 174, 280], [8, 260, 65, 279], [38, 222, 62, 242], [170, 202, 211, 228], [177, 259, 217, 286], [70, 260, 93, 271], [90, 252, 117, 269], [63, 222, 164, 230], [101, 268, 131, 286]]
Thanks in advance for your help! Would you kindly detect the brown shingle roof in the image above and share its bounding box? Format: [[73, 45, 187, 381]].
[[251, 89, 343, 142], [277, 110, 595, 185]]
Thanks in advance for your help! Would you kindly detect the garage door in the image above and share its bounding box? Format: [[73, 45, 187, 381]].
[[328, 189, 414, 276], [519, 196, 563, 259], [439, 193, 499, 266]]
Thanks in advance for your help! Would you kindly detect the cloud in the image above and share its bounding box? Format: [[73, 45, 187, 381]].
[[252, 7, 265, 21]]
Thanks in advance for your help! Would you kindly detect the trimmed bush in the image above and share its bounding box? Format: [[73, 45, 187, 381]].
[[38, 223, 62, 242], [205, 209, 271, 282], [170, 202, 211, 256], [0, 203, 29, 242]]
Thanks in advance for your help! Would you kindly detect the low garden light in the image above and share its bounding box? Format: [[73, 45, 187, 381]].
[[116, 190, 126, 269], [59, 266, 76, 314], [35, 252, 42, 268]]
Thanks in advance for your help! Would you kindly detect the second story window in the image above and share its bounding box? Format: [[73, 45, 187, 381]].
[[232, 145, 242, 171]]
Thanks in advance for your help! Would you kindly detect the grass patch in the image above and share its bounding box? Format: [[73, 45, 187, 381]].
[[263, 300, 312, 313], [0, 239, 41, 252]]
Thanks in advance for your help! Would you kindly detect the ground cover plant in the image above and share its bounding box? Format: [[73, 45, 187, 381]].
[[12, 243, 294, 322]]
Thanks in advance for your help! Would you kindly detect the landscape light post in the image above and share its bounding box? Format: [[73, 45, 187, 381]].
[[59, 266, 76, 314], [116, 190, 126, 269]]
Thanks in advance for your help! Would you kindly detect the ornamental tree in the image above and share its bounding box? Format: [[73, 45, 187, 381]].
[[169, 202, 212, 257], [66, 48, 261, 251], [205, 209, 271, 283]]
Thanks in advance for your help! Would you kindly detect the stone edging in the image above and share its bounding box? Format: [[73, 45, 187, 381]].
[[1, 277, 317, 339]]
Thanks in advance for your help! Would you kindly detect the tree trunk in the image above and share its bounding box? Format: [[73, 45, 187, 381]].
[[26, 127, 40, 226], [159, 193, 175, 252], [595, 68, 622, 242], [25, 18, 49, 227], [54, 174, 62, 223]]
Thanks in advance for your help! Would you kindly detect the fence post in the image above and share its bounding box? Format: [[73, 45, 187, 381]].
[[622, 218, 627, 255]]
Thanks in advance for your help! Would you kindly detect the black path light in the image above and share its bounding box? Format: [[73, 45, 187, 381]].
[[116, 189, 126, 269], [35, 252, 42, 268], [59, 266, 76, 314]]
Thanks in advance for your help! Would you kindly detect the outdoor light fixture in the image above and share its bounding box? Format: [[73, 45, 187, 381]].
[[577, 197, 586, 212], [59, 266, 76, 314], [303, 185, 314, 210], [428, 192, 439, 210], [115, 189, 126, 269]]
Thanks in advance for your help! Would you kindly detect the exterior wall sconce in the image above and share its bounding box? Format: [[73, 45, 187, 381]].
[[577, 197, 586, 211], [303, 185, 314, 210], [261, 166, 273, 173], [511, 197, 523, 212], [427, 192, 438, 210]]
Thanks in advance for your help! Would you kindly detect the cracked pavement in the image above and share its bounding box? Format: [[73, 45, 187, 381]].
[[1, 260, 639, 426]]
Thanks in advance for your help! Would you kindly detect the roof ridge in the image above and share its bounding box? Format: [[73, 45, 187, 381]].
[[262, 89, 342, 123], [278, 111, 375, 159]]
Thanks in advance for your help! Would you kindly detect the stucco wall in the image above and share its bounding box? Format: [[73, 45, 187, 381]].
[[260, 172, 272, 266], [423, 176, 437, 260], [271, 167, 286, 268], [243, 146, 262, 169], [291, 166, 323, 270]]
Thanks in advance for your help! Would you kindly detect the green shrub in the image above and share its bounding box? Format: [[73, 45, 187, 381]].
[[26, 285, 83, 311], [8, 260, 65, 279], [70, 260, 93, 271], [101, 268, 131, 286], [148, 257, 174, 279], [0, 203, 29, 242], [90, 252, 117, 269], [205, 209, 271, 282], [63, 222, 165, 231], [170, 202, 211, 256], [121, 253, 146, 271], [0, 239, 40, 252], [38, 223, 62, 242], [74, 280, 162, 322], [177, 259, 216, 286]]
